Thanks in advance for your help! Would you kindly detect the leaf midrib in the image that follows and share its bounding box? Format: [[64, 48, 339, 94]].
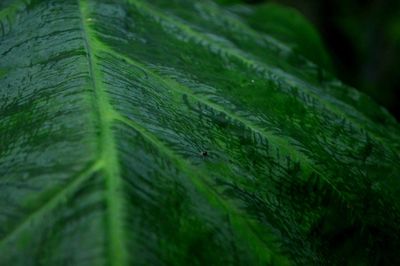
[[0, 3, 128, 263], [78, 1, 127, 266]]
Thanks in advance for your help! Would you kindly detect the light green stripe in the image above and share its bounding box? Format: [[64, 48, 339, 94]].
[[0, 161, 101, 248], [96, 43, 343, 198], [114, 114, 291, 265], [78, 1, 127, 265], [127, 0, 396, 151]]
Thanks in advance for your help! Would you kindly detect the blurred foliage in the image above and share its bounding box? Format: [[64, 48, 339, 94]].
[[230, 3, 333, 71], [218, 0, 400, 119]]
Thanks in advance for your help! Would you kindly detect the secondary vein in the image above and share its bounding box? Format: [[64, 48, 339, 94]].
[[0, 161, 101, 248], [98, 45, 343, 196]]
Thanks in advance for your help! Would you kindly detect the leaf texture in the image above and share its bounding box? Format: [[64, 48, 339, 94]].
[[226, 3, 333, 70], [0, 0, 399, 265]]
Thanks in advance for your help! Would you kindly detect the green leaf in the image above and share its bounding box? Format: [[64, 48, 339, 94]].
[[0, 0, 399, 265], [228, 3, 333, 71]]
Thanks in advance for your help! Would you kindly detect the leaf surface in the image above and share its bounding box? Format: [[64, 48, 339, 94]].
[[227, 3, 333, 70], [0, 0, 399, 265]]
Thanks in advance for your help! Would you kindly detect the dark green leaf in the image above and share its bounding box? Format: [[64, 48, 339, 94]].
[[0, 0, 399, 265], [228, 3, 333, 71]]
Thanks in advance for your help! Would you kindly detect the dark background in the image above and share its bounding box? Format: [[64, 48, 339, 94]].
[[221, 0, 400, 120]]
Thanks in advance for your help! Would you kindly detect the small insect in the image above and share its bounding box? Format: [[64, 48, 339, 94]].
[[200, 151, 208, 157]]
